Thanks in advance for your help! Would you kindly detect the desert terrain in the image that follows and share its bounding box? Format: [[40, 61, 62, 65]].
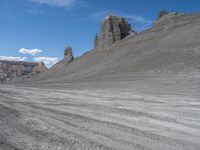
[[1, 74, 200, 150], [1, 11, 200, 150]]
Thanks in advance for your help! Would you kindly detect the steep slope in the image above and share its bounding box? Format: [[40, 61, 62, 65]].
[[38, 12, 200, 83]]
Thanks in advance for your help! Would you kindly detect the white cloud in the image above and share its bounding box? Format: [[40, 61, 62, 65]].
[[91, 11, 111, 18], [19, 48, 42, 56], [90, 11, 152, 26], [0, 56, 27, 61], [29, 0, 75, 6], [125, 15, 152, 25], [33, 56, 59, 68]]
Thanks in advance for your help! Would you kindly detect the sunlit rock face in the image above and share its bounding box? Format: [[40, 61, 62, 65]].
[[94, 16, 135, 50], [0, 61, 47, 82]]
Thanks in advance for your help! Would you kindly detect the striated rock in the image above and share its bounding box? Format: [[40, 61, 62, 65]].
[[32, 62, 47, 74], [94, 16, 134, 50], [0, 61, 47, 82], [64, 47, 74, 62]]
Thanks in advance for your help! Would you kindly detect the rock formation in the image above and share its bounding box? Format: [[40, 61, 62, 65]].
[[64, 47, 74, 62], [38, 12, 200, 82], [157, 10, 169, 20], [94, 33, 99, 49], [0, 61, 47, 82], [48, 47, 74, 71], [32, 62, 47, 74], [94, 16, 134, 49], [153, 11, 179, 26]]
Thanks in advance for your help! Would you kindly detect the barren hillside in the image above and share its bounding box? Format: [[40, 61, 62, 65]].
[[37, 12, 200, 83], [1, 11, 200, 150]]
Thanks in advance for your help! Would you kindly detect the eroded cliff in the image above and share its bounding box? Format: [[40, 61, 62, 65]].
[[0, 61, 47, 82]]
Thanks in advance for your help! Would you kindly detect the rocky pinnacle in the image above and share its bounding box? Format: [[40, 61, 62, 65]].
[[64, 47, 74, 62], [94, 16, 134, 50]]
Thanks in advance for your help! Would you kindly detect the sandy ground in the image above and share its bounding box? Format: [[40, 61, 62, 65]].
[[0, 80, 200, 150]]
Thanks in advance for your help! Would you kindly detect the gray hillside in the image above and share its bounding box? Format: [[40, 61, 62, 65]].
[[37, 12, 200, 82], [1, 11, 200, 150]]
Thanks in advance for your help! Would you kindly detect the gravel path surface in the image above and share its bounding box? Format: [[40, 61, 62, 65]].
[[0, 82, 200, 150]]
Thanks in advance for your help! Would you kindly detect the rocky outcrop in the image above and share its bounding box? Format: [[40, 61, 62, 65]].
[[32, 62, 47, 74], [48, 47, 74, 71], [0, 61, 47, 82], [94, 16, 134, 50], [157, 10, 169, 20], [64, 47, 74, 62], [154, 11, 179, 26]]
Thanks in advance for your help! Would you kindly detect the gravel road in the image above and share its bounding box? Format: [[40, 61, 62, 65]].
[[0, 81, 200, 150]]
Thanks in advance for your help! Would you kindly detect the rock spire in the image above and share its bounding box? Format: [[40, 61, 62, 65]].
[[64, 46, 74, 62], [94, 15, 134, 50]]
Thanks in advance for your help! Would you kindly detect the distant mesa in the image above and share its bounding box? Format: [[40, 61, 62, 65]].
[[0, 61, 47, 82], [32, 62, 47, 74], [94, 15, 136, 50]]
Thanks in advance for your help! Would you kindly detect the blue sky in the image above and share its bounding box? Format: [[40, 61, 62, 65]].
[[0, 0, 200, 67]]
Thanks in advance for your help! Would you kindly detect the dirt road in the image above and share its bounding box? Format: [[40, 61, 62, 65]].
[[0, 83, 200, 150]]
